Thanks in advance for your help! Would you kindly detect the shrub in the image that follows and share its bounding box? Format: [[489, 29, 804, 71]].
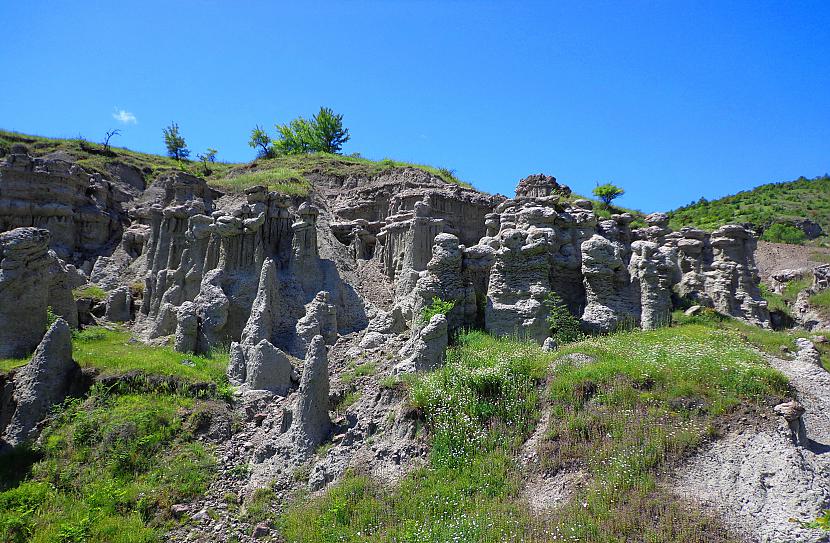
[[592, 182, 625, 207], [544, 293, 583, 344], [274, 107, 350, 155], [420, 296, 455, 324], [162, 122, 189, 161], [762, 223, 806, 244]]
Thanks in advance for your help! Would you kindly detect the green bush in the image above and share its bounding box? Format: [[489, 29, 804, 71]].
[[420, 296, 456, 325], [762, 223, 807, 244], [544, 292, 584, 344]]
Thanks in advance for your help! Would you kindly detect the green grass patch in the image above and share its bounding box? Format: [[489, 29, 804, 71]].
[[72, 326, 228, 385], [810, 252, 830, 264], [810, 290, 830, 316], [0, 357, 28, 373], [341, 361, 377, 385], [72, 284, 108, 301], [0, 391, 216, 543], [211, 167, 311, 195], [538, 324, 788, 540]]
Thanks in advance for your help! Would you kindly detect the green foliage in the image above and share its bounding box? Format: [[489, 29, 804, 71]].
[[668, 175, 830, 235], [592, 182, 625, 207], [274, 107, 350, 155], [311, 107, 351, 154], [196, 147, 218, 175], [341, 362, 377, 385], [420, 296, 456, 325], [162, 122, 189, 161], [248, 125, 272, 158], [45, 306, 58, 329], [544, 292, 584, 344], [0, 393, 216, 543], [72, 285, 108, 301], [762, 223, 807, 244], [760, 284, 790, 315]]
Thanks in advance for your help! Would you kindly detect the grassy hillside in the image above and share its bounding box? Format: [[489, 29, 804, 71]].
[[0, 129, 471, 195], [267, 315, 811, 542], [667, 175, 830, 239]]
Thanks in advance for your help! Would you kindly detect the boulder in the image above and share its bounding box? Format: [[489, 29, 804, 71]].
[[2, 319, 80, 446]]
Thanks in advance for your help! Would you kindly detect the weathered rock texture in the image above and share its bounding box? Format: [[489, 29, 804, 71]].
[[1, 319, 81, 447], [0, 149, 133, 264], [0, 228, 78, 357]]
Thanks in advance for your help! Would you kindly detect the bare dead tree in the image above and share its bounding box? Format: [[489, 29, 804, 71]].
[[103, 129, 121, 153]]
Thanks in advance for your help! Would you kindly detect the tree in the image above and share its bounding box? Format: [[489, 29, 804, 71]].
[[196, 147, 217, 175], [592, 183, 625, 207], [248, 125, 272, 158], [102, 129, 120, 153], [273, 106, 350, 155], [163, 122, 189, 160], [311, 106, 350, 153]]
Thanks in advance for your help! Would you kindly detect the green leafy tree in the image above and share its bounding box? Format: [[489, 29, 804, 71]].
[[196, 148, 217, 175], [273, 106, 350, 155], [248, 125, 272, 158], [274, 117, 317, 154], [163, 122, 189, 161], [311, 106, 350, 153], [592, 183, 625, 207]]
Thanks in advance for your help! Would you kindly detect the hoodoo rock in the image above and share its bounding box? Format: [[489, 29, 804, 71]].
[[1, 319, 80, 447]]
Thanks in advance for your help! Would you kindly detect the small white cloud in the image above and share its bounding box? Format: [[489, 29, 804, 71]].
[[112, 108, 137, 124]]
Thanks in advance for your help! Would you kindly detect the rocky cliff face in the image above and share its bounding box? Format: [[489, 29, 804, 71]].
[[0, 146, 135, 265]]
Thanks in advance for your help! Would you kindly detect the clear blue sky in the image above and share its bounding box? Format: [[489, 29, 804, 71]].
[[2, 1, 828, 212]]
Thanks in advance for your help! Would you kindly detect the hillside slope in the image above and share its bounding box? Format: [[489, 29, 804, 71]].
[[667, 175, 830, 239]]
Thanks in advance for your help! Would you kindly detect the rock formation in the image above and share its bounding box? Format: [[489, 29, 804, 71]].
[[0, 227, 77, 357], [291, 335, 331, 453], [1, 319, 81, 447]]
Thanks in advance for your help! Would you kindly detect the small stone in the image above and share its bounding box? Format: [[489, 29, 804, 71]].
[[684, 305, 703, 316], [542, 337, 557, 352], [252, 522, 271, 538], [774, 400, 805, 422], [171, 504, 189, 518]]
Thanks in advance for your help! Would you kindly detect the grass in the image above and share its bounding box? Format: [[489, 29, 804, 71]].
[[0, 390, 216, 543], [72, 285, 108, 301], [341, 361, 377, 385], [71, 326, 229, 386], [810, 251, 830, 264], [667, 174, 830, 235], [1, 129, 473, 194], [278, 322, 790, 543], [0, 357, 28, 373], [810, 290, 830, 317], [536, 323, 787, 541]]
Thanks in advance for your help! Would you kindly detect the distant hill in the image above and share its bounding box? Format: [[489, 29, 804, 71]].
[[667, 175, 830, 242]]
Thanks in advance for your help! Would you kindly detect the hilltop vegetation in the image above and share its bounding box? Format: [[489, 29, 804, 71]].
[[0, 129, 471, 196], [668, 175, 830, 241]]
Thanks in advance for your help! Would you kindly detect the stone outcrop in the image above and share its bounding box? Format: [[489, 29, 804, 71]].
[[0, 149, 132, 264], [485, 228, 552, 343], [104, 285, 132, 322], [1, 319, 81, 447], [0, 228, 76, 357], [629, 241, 678, 330], [290, 335, 331, 453], [395, 313, 449, 373]]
